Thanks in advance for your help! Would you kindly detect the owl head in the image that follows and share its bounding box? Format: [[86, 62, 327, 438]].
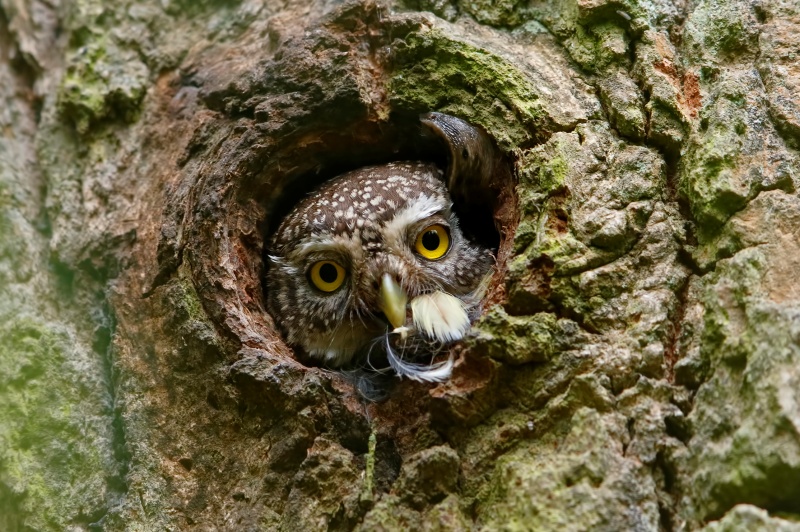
[[267, 160, 493, 382]]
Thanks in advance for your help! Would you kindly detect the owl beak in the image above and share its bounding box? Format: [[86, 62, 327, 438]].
[[379, 273, 408, 329]]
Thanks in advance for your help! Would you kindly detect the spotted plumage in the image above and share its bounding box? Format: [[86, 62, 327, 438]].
[[267, 160, 493, 383]]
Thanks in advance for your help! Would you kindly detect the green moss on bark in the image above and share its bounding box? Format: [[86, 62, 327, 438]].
[[680, 240, 800, 521], [57, 35, 148, 133], [0, 318, 115, 530], [388, 26, 547, 151], [679, 71, 798, 238], [469, 306, 558, 364], [459, 0, 525, 27], [478, 408, 660, 530]]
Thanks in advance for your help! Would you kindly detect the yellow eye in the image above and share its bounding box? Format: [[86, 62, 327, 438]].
[[309, 261, 346, 292], [415, 224, 450, 260]]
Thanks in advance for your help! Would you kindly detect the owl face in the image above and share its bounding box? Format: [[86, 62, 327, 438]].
[[267, 161, 493, 381]]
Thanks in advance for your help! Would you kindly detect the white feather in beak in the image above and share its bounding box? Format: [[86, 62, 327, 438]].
[[410, 291, 471, 343]]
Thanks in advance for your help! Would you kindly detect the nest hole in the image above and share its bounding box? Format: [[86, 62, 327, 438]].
[[256, 113, 515, 369]]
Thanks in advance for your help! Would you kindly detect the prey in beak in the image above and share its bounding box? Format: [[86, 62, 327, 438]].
[[377, 273, 470, 342], [375, 273, 471, 382]]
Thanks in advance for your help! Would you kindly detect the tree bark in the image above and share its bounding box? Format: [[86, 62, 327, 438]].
[[1, 0, 799, 530]]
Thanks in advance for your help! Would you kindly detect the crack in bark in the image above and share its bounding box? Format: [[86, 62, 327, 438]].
[[97, 302, 131, 521]]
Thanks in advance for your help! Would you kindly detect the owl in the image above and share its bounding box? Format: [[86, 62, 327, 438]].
[[267, 114, 495, 384]]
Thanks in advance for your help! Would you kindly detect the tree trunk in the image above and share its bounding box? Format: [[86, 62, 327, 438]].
[[1, 0, 799, 530]]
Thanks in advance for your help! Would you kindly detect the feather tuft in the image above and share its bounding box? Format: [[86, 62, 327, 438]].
[[410, 291, 470, 343]]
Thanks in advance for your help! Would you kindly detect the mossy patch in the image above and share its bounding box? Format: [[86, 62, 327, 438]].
[[459, 0, 525, 27], [163, 0, 243, 17], [0, 318, 114, 530], [392, 445, 460, 510], [519, 148, 569, 195], [597, 70, 647, 140], [679, 70, 798, 239], [469, 305, 558, 364], [564, 22, 631, 74], [682, 0, 760, 63], [0, 203, 20, 282], [57, 34, 148, 133], [680, 98, 748, 229], [512, 124, 664, 278], [478, 407, 660, 530], [681, 246, 800, 521], [402, 0, 459, 22], [388, 26, 547, 151], [701, 505, 800, 531], [161, 264, 224, 368]]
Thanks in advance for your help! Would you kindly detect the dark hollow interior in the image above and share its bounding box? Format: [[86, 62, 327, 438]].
[[260, 115, 503, 259]]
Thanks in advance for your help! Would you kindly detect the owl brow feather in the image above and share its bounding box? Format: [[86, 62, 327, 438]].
[[406, 273, 464, 300]]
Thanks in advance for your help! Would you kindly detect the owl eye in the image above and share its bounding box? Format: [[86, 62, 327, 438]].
[[309, 261, 346, 292], [415, 224, 450, 260]]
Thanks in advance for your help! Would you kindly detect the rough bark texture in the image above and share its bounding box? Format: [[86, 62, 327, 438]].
[[1, 0, 799, 530]]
